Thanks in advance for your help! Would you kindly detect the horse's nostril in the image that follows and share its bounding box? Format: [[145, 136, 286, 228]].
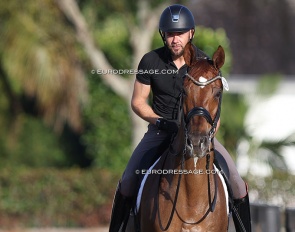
[[200, 137, 205, 144], [199, 136, 208, 146]]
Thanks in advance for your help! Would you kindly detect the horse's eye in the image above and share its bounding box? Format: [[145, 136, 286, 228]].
[[214, 89, 222, 99]]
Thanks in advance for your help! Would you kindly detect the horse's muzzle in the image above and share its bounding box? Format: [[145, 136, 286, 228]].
[[186, 133, 210, 158]]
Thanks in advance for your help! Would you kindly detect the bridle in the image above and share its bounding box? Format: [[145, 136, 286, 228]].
[[184, 72, 225, 139]]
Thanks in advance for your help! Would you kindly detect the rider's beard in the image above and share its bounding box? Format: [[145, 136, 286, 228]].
[[168, 44, 184, 57]]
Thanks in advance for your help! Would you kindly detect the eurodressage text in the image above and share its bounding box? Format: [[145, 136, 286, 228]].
[[135, 169, 224, 175], [91, 69, 179, 75]]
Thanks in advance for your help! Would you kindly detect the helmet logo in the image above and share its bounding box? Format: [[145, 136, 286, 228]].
[[172, 14, 179, 22]]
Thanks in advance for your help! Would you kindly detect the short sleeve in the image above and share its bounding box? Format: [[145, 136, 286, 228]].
[[136, 53, 152, 85]]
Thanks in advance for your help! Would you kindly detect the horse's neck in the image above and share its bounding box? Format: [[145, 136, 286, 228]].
[[184, 153, 214, 174]]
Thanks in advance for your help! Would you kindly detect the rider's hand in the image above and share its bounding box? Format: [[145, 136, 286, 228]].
[[156, 118, 179, 133]]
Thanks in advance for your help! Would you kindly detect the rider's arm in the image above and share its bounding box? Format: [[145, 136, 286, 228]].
[[131, 79, 160, 125]]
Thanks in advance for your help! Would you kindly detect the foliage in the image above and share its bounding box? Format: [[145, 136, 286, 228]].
[[193, 26, 232, 76], [94, 14, 132, 72], [0, 0, 87, 132], [81, 77, 132, 171], [0, 114, 67, 168], [0, 167, 120, 227]]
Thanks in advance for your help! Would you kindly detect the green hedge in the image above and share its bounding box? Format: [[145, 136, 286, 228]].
[[0, 168, 120, 227]]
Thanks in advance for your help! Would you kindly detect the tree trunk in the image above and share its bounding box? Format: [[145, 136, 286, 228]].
[[56, 0, 166, 149]]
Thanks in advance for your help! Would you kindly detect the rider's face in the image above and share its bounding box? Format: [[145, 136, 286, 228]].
[[165, 30, 193, 57]]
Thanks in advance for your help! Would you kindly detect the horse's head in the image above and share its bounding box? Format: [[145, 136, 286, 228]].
[[182, 43, 228, 158]]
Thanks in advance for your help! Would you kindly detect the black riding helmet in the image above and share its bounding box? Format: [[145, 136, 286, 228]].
[[159, 4, 195, 43]]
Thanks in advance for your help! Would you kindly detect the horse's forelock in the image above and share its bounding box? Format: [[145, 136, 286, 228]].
[[188, 59, 217, 79]]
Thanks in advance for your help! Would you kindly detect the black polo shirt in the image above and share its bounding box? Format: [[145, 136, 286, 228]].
[[136, 45, 207, 120]]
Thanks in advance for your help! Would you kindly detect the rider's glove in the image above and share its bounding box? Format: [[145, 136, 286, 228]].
[[155, 118, 179, 133]]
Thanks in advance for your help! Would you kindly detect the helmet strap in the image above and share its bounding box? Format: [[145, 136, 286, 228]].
[[190, 29, 195, 42], [159, 29, 166, 45]]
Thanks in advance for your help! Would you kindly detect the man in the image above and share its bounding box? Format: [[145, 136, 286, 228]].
[[109, 4, 251, 232]]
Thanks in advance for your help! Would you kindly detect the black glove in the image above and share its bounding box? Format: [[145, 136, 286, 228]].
[[156, 118, 179, 133]]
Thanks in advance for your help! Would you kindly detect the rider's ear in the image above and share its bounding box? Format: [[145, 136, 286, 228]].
[[184, 42, 195, 67], [212, 45, 225, 69]]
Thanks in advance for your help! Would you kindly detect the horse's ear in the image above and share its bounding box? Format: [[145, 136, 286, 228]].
[[183, 42, 196, 67], [212, 45, 225, 69]]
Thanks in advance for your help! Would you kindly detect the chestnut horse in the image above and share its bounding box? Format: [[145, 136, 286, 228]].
[[138, 44, 229, 231]]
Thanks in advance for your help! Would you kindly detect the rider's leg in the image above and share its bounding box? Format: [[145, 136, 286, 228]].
[[109, 182, 133, 232], [232, 183, 252, 232], [214, 138, 246, 198], [120, 124, 171, 197], [214, 138, 251, 232], [109, 124, 171, 232]]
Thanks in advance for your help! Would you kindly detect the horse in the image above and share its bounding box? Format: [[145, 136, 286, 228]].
[[137, 44, 229, 232]]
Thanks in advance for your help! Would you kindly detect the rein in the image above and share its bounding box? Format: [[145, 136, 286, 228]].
[[157, 148, 185, 231], [157, 71, 225, 229]]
